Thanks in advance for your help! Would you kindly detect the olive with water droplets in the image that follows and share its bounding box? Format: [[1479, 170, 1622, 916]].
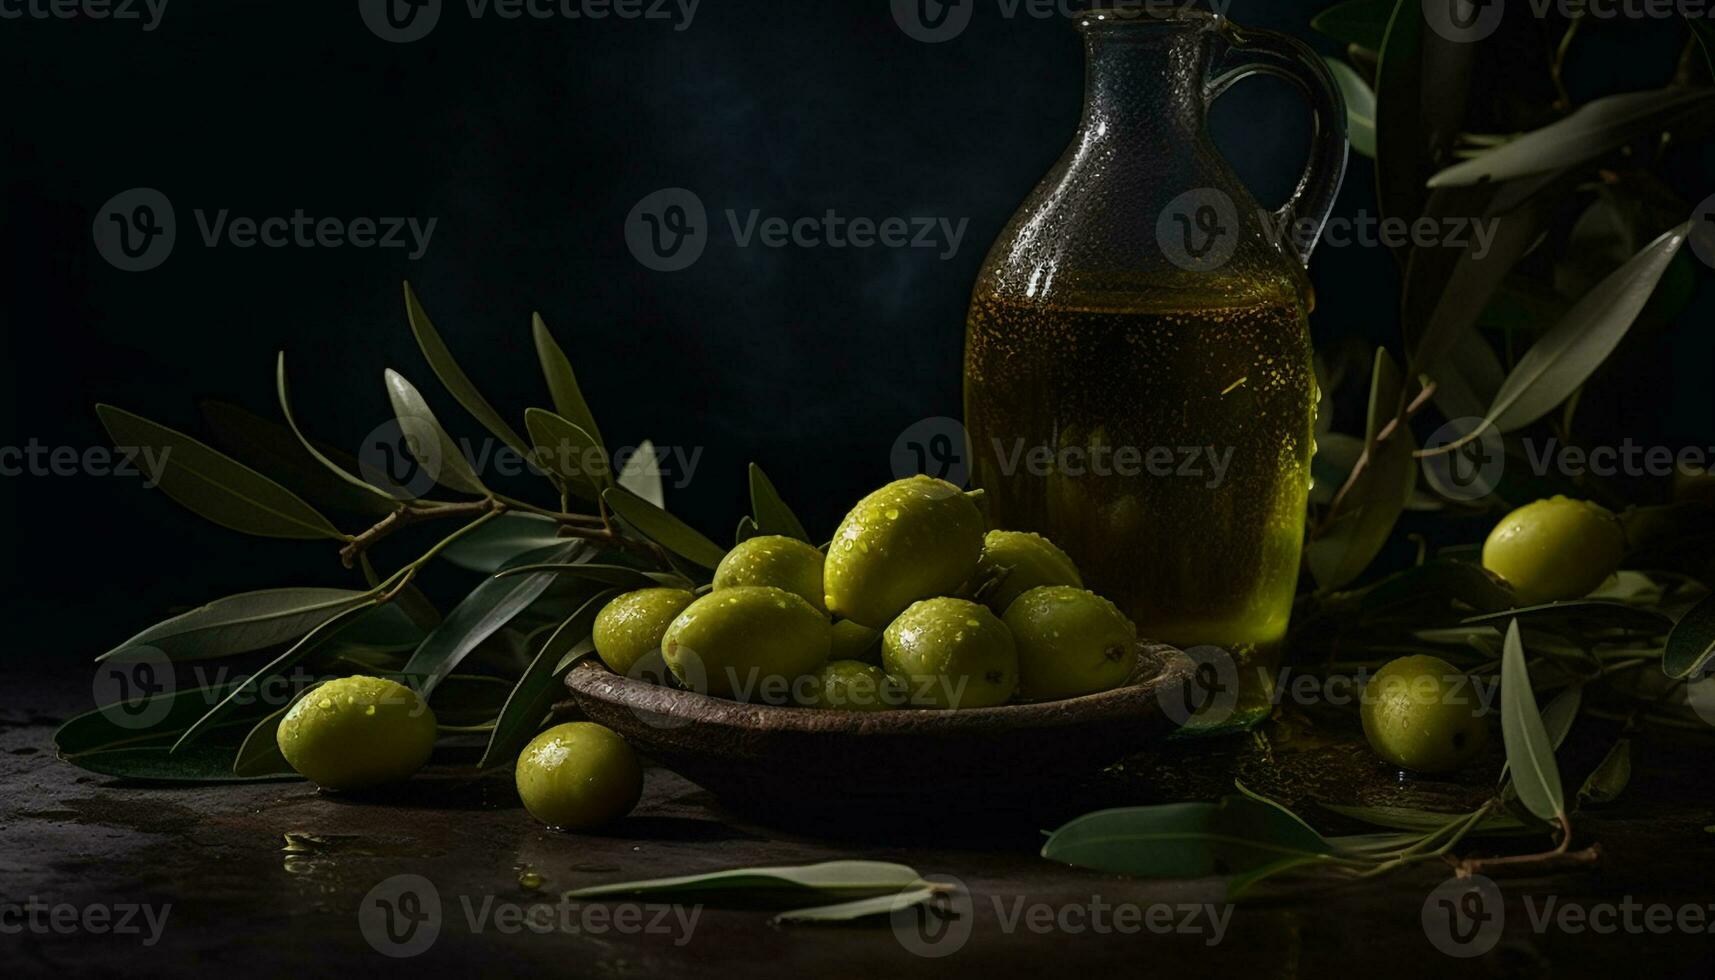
[[824, 475, 985, 628], [1003, 586, 1138, 700], [881, 597, 1018, 709]]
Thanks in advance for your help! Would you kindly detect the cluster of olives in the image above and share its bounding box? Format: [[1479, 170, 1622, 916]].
[[591, 475, 1142, 713]]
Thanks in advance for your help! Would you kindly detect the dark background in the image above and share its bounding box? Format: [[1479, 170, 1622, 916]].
[[2, 0, 1711, 660]]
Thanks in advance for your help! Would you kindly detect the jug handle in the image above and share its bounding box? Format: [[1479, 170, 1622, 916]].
[[1205, 24, 1350, 268]]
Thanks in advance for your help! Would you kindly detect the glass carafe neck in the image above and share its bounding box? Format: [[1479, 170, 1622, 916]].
[[1079, 20, 1213, 144]]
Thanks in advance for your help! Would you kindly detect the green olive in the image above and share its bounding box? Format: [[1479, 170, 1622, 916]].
[[824, 475, 985, 627], [801, 660, 900, 711], [592, 588, 696, 676], [712, 535, 827, 614], [662, 586, 830, 700], [1361, 655, 1490, 773], [974, 530, 1083, 614], [1482, 496, 1626, 605], [828, 619, 882, 664], [1003, 586, 1137, 700], [276, 676, 437, 792], [881, 597, 1018, 709], [514, 722, 642, 830]]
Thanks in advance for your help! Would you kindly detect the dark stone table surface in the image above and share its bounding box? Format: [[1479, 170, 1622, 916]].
[[5, 665, 1714, 979]]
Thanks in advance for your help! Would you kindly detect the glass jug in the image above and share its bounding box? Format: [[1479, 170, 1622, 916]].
[[963, 7, 1347, 731]]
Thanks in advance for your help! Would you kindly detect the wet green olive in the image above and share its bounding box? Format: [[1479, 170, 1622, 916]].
[[824, 475, 985, 628], [276, 675, 437, 792], [661, 586, 830, 700], [828, 619, 882, 664], [1003, 586, 1138, 700], [592, 588, 696, 676], [801, 660, 900, 711], [514, 722, 642, 830], [1482, 496, 1626, 605], [974, 530, 1083, 614], [712, 535, 827, 614], [881, 597, 1018, 709], [1361, 655, 1490, 773]]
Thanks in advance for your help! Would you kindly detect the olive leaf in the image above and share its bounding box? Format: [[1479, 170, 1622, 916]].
[[1576, 738, 1632, 806], [276, 352, 407, 505], [479, 589, 618, 768], [497, 562, 678, 589], [402, 281, 533, 461], [96, 405, 345, 541], [1372, 0, 1475, 239], [1307, 350, 1416, 592], [1321, 802, 1526, 835], [402, 542, 589, 696], [565, 861, 925, 902], [1324, 56, 1376, 157], [1310, 0, 1393, 49], [201, 394, 397, 518], [1500, 620, 1567, 824], [171, 601, 381, 751], [1663, 591, 1715, 679], [1472, 223, 1692, 437], [771, 885, 947, 925], [1500, 685, 1581, 793], [382, 369, 489, 496], [102, 587, 375, 662], [617, 439, 666, 507], [1039, 796, 1334, 879], [749, 462, 810, 542], [603, 485, 727, 570], [531, 312, 607, 453], [55, 681, 292, 783], [439, 513, 565, 573], [524, 407, 606, 500], [1465, 600, 1673, 639], [1428, 88, 1715, 188], [1427, 325, 1507, 422]]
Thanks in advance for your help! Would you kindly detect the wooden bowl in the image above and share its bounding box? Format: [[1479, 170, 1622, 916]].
[[562, 644, 1193, 825]]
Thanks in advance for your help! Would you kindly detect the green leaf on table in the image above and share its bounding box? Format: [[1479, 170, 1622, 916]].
[[201, 394, 397, 518], [524, 407, 606, 500], [439, 513, 565, 573], [771, 884, 946, 925], [382, 369, 489, 496], [274, 353, 405, 507], [56, 681, 292, 782], [617, 439, 666, 507], [1040, 795, 1333, 879], [566, 861, 925, 901], [749, 463, 810, 542], [1321, 802, 1526, 834], [1428, 88, 1715, 188], [1663, 591, 1715, 679], [1311, 0, 1393, 49], [402, 282, 533, 460], [1324, 57, 1376, 157], [1576, 738, 1632, 806], [403, 542, 587, 696], [480, 590, 619, 768], [1474, 224, 1691, 436], [172, 601, 380, 751], [102, 587, 374, 662], [1499, 620, 1566, 824], [1307, 350, 1416, 592], [65, 740, 295, 783], [604, 485, 727, 570], [531, 313, 607, 454], [96, 405, 345, 540]]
